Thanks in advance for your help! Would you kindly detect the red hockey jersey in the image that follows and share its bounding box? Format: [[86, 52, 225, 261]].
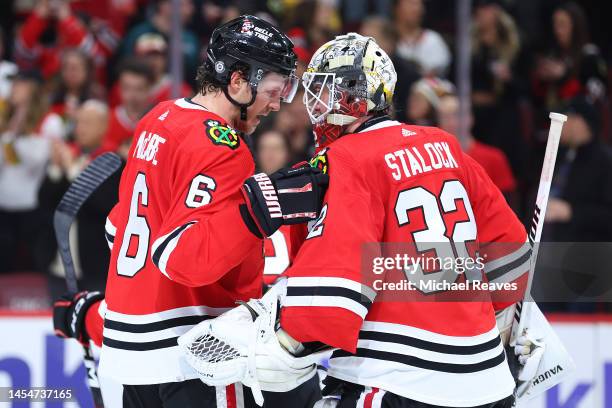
[[263, 225, 307, 285], [280, 119, 529, 406], [99, 98, 263, 384]]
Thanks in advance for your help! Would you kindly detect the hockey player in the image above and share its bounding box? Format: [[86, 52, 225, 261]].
[[181, 34, 537, 407], [52, 15, 328, 408]]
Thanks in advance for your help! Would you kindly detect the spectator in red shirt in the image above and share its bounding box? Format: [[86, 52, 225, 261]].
[[102, 59, 154, 157], [438, 94, 517, 203], [15, 0, 116, 83]]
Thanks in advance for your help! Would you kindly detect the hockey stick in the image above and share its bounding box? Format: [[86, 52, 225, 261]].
[[53, 152, 122, 408], [513, 112, 566, 334], [509, 113, 576, 400]]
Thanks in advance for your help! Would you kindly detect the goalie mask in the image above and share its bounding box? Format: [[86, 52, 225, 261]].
[[303, 33, 397, 149]]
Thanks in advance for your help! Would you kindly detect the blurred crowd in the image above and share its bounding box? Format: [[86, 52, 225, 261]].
[[0, 0, 611, 312]]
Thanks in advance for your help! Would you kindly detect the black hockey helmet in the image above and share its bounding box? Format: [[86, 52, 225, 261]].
[[204, 15, 298, 120]]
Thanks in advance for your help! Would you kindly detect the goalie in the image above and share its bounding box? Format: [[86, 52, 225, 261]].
[[179, 34, 548, 408]]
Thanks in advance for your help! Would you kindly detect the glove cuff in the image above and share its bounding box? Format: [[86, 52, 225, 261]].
[[241, 174, 283, 237], [72, 291, 104, 343]]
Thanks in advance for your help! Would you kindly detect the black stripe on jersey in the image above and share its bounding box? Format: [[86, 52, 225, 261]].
[[331, 348, 507, 374], [103, 336, 179, 351], [486, 248, 532, 281], [104, 315, 211, 333], [151, 221, 196, 267], [359, 330, 501, 355], [286, 286, 373, 308], [105, 231, 114, 243]]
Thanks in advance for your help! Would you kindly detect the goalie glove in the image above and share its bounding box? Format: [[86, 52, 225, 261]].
[[514, 332, 545, 385], [507, 330, 546, 399], [240, 164, 329, 238], [53, 291, 104, 345], [178, 280, 326, 406]]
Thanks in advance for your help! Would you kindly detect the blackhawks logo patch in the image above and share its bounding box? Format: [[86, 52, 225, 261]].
[[205, 119, 240, 149], [309, 148, 329, 174]]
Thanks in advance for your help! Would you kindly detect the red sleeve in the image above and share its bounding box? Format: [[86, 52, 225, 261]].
[[280, 146, 382, 352], [18, 13, 48, 49], [463, 153, 528, 310], [149, 144, 260, 287], [85, 300, 104, 347], [57, 15, 109, 83], [57, 15, 88, 46]]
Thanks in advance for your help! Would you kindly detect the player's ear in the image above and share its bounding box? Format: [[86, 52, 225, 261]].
[[228, 71, 247, 92], [228, 70, 251, 102]]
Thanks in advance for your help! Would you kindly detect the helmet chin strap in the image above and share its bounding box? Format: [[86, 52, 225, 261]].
[[223, 85, 258, 121]]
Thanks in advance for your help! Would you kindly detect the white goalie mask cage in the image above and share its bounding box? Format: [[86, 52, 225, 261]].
[[302, 71, 336, 124]]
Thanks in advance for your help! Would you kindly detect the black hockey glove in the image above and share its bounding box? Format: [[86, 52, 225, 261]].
[[240, 163, 329, 238], [53, 291, 104, 345]]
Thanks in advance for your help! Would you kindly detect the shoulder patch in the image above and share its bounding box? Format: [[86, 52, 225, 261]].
[[204, 119, 240, 149], [309, 147, 329, 174]]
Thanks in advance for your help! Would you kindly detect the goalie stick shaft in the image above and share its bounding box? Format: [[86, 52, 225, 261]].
[[53, 152, 122, 408], [513, 113, 567, 340]]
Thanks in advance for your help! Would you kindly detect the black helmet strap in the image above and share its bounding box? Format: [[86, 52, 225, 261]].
[[223, 84, 257, 121], [222, 65, 268, 121]]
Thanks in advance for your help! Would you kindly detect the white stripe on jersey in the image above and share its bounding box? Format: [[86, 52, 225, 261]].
[[98, 299, 107, 319], [105, 217, 116, 250], [99, 343, 198, 384], [355, 387, 371, 408], [174, 98, 208, 111], [355, 335, 504, 366], [371, 389, 386, 407], [215, 386, 228, 408], [103, 325, 195, 343], [104, 305, 230, 324], [151, 222, 197, 279], [356, 387, 386, 408], [484, 241, 531, 283], [235, 383, 245, 408], [100, 306, 230, 384], [283, 295, 370, 319], [327, 321, 515, 407], [360, 320, 499, 346], [284, 277, 376, 319], [286, 277, 377, 301]]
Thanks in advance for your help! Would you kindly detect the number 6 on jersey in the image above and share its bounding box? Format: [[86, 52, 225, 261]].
[[117, 173, 215, 277]]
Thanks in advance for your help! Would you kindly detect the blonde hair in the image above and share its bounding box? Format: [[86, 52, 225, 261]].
[[0, 79, 49, 136], [472, 8, 520, 64]]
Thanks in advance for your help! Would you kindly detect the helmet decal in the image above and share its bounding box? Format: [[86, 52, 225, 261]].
[[240, 19, 254, 34]]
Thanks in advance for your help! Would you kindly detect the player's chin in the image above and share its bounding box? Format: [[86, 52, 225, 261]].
[[244, 118, 261, 135]]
